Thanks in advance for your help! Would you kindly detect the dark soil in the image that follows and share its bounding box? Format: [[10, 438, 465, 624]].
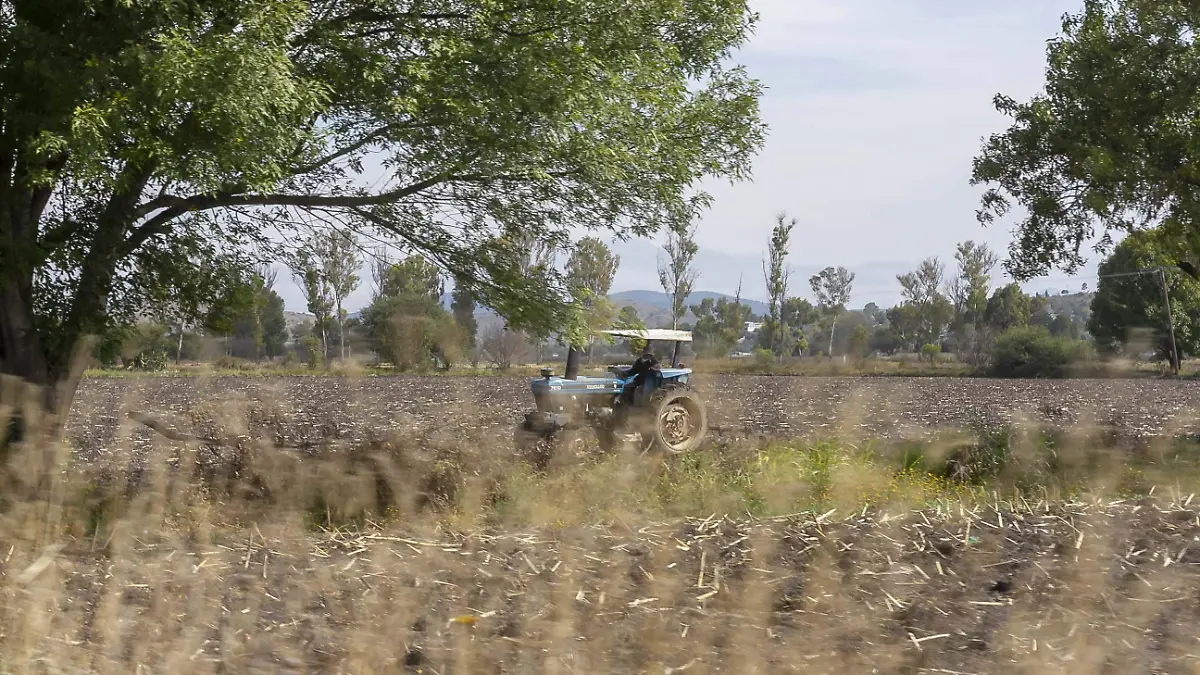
[[66, 375, 1200, 461]]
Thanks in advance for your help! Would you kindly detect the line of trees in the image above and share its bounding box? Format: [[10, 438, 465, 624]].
[[87, 215, 1187, 377], [651, 214, 1103, 376]]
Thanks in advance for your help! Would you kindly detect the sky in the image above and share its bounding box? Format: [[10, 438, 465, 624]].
[[277, 0, 1093, 313]]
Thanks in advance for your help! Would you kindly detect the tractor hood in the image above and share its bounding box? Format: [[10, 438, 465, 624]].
[[529, 368, 692, 397], [530, 374, 623, 397]]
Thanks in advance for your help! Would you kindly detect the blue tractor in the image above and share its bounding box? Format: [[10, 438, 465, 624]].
[[514, 329, 708, 464]]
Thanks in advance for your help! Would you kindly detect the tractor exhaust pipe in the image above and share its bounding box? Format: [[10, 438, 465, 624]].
[[564, 346, 581, 380]]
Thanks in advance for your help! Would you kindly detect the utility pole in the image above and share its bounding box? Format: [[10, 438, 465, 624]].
[[1158, 267, 1180, 375], [1094, 265, 1183, 374]]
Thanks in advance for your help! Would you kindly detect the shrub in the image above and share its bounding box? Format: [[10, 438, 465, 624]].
[[988, 325, 1084, 378], [753, 348, 774, 367], [300, 335, 324, 369], [214, 355, 259, 372], [919, 343, 942, 363]]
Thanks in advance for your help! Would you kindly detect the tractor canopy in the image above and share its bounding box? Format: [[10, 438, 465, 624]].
[[599, 329, 693, 344]]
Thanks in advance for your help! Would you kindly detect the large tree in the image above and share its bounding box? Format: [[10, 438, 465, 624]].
[[362, 255, 453, 370], [896, 258, 953, 348], [291, 252, 333, 360], [690, 292, 746, 356], [947, 241, 998, 326], [946, 240, 999, 363], [970, 0, 1200, 281], [1088, 231, 1200, 362], [984, 283, 1033, 333], [0, 0, 764, 398], [809, 266, 854, 357]]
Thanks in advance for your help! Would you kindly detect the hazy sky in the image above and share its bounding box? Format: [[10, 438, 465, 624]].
[[278, 0, 1094, 313]]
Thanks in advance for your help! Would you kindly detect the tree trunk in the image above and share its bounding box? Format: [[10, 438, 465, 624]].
[[828, 316, 838, 361], [318, 316, 328, 362], [0, 280, 51, 387], [337, 302, 346, 361]]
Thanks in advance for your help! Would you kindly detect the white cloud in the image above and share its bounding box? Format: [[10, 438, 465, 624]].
[[689, 0, 1090, 280], [278, 0, 1095, 312]]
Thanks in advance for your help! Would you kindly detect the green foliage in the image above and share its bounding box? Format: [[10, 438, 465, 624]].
[[614, 306, 648, 355], [451, 281, 478, 351], [1088, 231, 1200, 360], [227, 270, 287, 360], [868, 325, 903, 356], [848, 325, 870, 364], [300, 335, 324, 370], [0, 0, 765, 387], [567, 238, 620, 301], [894, 259, 952, 350], [882, 304, 921, 353], [690, 295, 746, 356], [809, 266, 855, 356], [987, 326, 1084, 378], [753, 348, 774, 367], [795, 335, 809, 356], [919, 343, 942, 364], [658, 224, 700, 329], [310, 231, 361, 360], [948, 241, 998, 323], [263, 292, 288, 359], [762, 214, 796, 355], [94, 323, 174, 371], [179, 267, 255, 342], [970, 0, 1200, 280], [984, 283, 1032, 333], [362, 255, 467, 370], [566, 238, 621, 346]]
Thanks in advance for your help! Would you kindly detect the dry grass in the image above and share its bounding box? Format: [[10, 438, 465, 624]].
[[4, 373, 1200, 673]]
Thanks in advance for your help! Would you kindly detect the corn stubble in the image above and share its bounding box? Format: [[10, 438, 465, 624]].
[[4, 373, 1200, 674]]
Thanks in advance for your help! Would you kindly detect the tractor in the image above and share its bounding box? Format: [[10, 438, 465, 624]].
[[514, 329, 708, 465]]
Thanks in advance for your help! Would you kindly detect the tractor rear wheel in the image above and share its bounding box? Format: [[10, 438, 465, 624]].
[[643, 384, 707, 454]]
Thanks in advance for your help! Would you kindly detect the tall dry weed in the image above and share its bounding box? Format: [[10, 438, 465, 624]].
[[1, 373, 1200, 672]]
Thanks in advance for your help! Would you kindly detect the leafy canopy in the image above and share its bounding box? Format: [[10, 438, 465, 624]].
[[971, 0, 1200, 280], [1088, 230, 1200, 359], [0, 0, 764, 384]]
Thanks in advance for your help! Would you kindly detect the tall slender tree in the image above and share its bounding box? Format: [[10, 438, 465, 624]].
[[762, 213, 796, 356], [658, 224, 700, 329], [312, 231, 361, 360], [291, 251, 333, 361]]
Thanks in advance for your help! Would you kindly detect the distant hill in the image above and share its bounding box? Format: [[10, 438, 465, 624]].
[[1043, 291, 1093, 324], [284, 311, 314, 333], [608, 290, 769, 327]]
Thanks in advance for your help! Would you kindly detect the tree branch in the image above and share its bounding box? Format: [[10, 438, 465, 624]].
[[288, 125, 397, 176]]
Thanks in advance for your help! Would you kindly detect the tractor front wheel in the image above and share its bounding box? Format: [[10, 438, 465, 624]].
[[644, 385, 707, 454], [514, 423, 588, 471]]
